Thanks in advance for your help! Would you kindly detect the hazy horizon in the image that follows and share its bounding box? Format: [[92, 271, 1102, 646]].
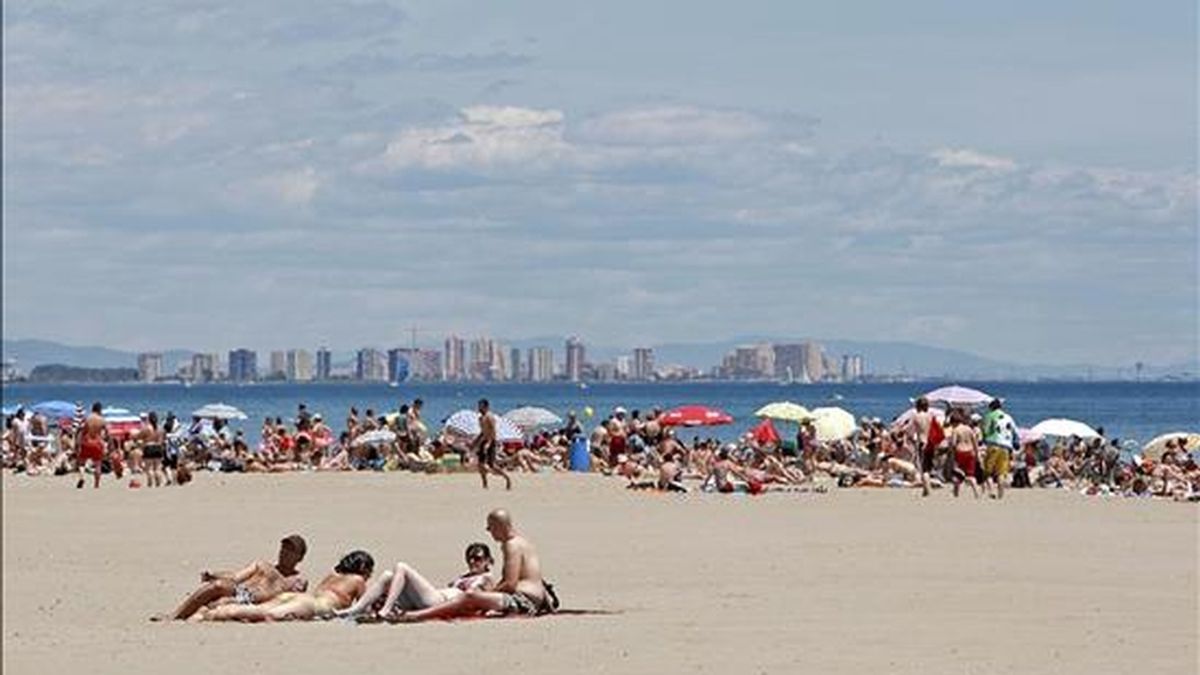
[[3, 1, 1196, 367]]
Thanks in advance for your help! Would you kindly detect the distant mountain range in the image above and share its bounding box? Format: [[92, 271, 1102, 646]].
[[4, 337, 1194, 381]]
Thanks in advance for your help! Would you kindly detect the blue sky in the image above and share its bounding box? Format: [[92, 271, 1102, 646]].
[[2, 0, 1196, 366]]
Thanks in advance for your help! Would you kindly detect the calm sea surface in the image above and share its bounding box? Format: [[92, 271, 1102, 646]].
[[2, 381, 1196, 445]]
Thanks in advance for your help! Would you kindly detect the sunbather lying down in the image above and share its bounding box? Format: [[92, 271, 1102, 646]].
[[200, 551, 374, 622], [336, 543, 496, 621], [374, 509, 560, 623]]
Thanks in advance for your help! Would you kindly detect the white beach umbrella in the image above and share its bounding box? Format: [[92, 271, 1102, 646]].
[[503, 406, 562, 430], [443, 409, 523, 442], [921, 385, 995, 407], [754, 401, 813, 423], [809, 406, 857, 442], [1029, 418, 1100, 439], [192, 402, 248, 420], [353, 429, 397, 447], [890, 406, 947, 430], [1141, 432, 1200, 461]]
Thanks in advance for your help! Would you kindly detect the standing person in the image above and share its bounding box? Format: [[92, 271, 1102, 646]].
[[907, 397, 942, 498], [980, 398, 1017, 500], [407, 399, 425, 455], [473, 399, 512, 490], [559, 411, 583, 442], [10, 409, 31, 467], [948, 409, 980, 499], [140, 411, 167, 488], [77, 402, 107, 489]]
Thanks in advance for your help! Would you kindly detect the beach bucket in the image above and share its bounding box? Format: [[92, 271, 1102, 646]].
[[569, 437, 590, 472]]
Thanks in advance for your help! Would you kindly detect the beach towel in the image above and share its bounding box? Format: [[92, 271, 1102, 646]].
[[927, 417, 945, 450]]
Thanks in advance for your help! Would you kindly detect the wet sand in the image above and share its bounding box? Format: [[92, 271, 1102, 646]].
[[3, 472, 1197, 674]]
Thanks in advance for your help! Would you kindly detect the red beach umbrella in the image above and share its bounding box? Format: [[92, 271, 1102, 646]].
[[661, 405, 733, 427], [751, 418, 781, 445]]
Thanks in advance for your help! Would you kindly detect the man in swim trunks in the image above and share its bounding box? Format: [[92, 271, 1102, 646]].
[[473, 399, 511, 490], [201, 550, 372, 622], [151, 534, 309, 621], [393, 509, 552, 621], [980, 398, 1017, 500], [906, 397, 938, 497], [76, 402, 107, 489]]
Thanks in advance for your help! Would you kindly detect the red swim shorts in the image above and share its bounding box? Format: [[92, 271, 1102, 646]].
[[79, 439, 105, 463], [954, 450, 977, 477]]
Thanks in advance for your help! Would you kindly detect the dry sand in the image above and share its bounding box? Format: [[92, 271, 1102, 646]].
[[3, 471, 1197, 675]]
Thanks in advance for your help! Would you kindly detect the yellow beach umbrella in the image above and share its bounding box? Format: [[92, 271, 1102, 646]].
[[754, 401, 813, 423], [809, 406, 857, 442], [1142, 432, 1200, 461]]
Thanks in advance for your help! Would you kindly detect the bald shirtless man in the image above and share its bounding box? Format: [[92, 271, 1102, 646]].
[[394, 509, 555, 621], [77, 402, 107, 489], [474, 399, 511, 490], [151, 535, 309, 621]]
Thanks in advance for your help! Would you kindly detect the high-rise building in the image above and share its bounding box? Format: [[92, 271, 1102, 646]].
[[443, 335, 466, 381], [228, 349, 257, 382], [269, 351, 287, 378], [841, 354, 864, 381], [315, 348, 332, 380], [414, 349, 442, 381], [191, 353, 217, 383], [527, 347, 554, 382], [802, 341, 826, 382], [356, 348, 388, 381], [509, 348, 522, 381], [615, 355, 632, 380], [137, 352, 163, 383], [772, 343, 804, 380], [632, 347, 655, 381], [468, 337, 508, 381], [387, 348, 416, 383], [286, 349, 314, 381], [565, 337, 585, 382]]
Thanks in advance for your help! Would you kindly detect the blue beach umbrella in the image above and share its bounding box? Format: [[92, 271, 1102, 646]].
[[30, 400, 77, 419]]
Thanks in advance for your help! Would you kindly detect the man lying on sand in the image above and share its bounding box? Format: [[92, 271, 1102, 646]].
[[390, 509, 556, 621], [151, 534, 308, 621], [200, 550, 374, 622], [336, 542, 496, 621]]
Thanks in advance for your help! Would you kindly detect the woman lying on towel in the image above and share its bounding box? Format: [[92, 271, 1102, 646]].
[[336, 543, 496, 622], [200, 551, 374, 622]]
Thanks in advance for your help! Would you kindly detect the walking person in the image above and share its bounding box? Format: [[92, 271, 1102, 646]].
[[473, 399, 511, 490]]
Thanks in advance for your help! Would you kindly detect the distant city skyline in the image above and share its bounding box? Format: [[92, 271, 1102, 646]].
[[2, 1, 1196, 367]]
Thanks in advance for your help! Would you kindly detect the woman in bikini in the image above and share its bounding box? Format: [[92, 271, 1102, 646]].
[[200, 550, 373, 622], [336, 543, 495, 621], [139, 411, 166, 488]]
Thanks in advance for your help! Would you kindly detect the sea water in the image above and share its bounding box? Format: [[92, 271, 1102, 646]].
[[2, 381, 1196, 446]]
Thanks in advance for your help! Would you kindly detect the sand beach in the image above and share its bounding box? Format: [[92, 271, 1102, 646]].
[[3, 472, 1196, 674]]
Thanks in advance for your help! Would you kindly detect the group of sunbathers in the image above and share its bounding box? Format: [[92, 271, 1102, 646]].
[[151, 509, 559, 624]]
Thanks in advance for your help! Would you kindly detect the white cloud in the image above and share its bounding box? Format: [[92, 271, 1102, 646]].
[[380, 105, 572, 170], [931, 147, 1017, 171], [575, 106, 771, 145]]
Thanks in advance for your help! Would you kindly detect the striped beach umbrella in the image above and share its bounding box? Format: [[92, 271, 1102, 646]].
[[503, 406, 562, 430], [443, 410, 523, 442]]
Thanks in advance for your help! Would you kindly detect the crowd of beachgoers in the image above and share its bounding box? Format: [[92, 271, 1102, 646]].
[[3, 391, 1198, 501]]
